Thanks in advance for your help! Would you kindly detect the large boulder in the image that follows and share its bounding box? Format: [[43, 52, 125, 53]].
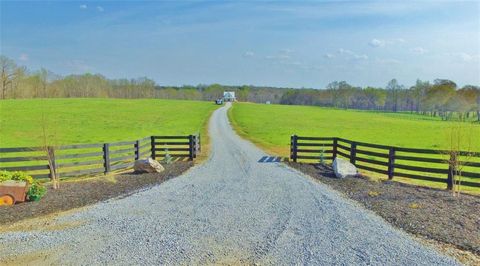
[[332, 158, 357, 178], [134, 158, 165, 173]]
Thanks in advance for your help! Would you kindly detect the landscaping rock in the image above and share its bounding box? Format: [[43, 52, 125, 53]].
[[332, 157, 357, 178], [134, 158, 165, 173]]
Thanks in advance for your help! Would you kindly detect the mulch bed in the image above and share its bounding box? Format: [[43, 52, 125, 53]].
[[288, 162, 480, 256], [0, 162, 193, 224]]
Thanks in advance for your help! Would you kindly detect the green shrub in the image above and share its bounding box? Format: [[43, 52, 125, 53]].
[[27, 182, 47, 201], [163, 147, 173, 165], [10, 171, 34, 185], [0, 171, 13, 182]]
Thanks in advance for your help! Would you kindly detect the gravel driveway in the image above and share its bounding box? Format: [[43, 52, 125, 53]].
[[0, 103, 458, 265]]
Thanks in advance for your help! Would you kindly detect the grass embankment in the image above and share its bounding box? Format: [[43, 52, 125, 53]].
[[229, 102, 480, 192], [0, 98, 218, 147]]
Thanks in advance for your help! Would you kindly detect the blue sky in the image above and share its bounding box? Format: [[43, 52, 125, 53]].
[[1, 1, 479, 88]]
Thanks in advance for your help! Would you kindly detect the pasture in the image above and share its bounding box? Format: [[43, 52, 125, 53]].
[[229, 102, 480, 155], [229, 103, 480, 192], [0, 99, 218, 147]]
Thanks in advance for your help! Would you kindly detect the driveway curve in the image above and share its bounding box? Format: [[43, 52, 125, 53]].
[[0, 103, 458, 265]]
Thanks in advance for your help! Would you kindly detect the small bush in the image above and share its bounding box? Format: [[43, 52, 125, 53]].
[[163, 147, 173, 165], [27, 183, 47, 201], [0, 171, 12, 182]]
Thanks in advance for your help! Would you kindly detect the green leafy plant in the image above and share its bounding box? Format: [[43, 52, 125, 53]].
[[319, 145, 325, 164], [27, 182, 47, 201], [10, 171, 34, 185], [163, 147, 173, 165], [0, 171, 13, 182]]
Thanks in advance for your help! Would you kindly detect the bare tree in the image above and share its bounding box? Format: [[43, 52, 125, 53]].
[[445, 123, 475, 196], [0, 56, 18, 99], [40, 106, 60, 189]]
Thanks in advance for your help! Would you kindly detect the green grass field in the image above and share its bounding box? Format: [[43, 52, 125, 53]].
[[229, 103, 480, 193], [0, 98, 218, 147], [229, 102, 480, 155]]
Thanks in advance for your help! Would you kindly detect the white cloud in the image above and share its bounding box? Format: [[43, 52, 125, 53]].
[[354, 54, 368, 60], [338, 48, 354, 55], [458, 52, 473, 62], [452, 52, 480, 62], [79, 4, 87, 9], [19, 53, 29, 62], [369, 38, 406, 48], [324, 53, 334, 59], [97, 6, 104, 12], [243, 51, 254, 58], [411, 47, 428, 54], [369, 38, 385, 47]]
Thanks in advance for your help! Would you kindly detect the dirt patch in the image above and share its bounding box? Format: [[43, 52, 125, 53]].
[[0, 162, 193, 225], [288, 162, 480, 261]]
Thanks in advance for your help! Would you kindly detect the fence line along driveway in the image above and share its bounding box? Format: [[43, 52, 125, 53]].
[[0, 103, 458, 265]]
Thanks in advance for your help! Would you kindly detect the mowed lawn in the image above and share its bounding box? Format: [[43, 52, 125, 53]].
[[0, 99, 218, 147], [230, 102, 480, 155]]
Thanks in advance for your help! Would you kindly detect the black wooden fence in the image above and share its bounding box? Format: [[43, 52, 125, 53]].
[[290, 135, 480, 190], [0, 134, 200, 180]]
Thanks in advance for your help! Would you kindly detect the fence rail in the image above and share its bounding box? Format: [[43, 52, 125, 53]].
[[290, 135, 480, 190], [0, 134, 201, 180]]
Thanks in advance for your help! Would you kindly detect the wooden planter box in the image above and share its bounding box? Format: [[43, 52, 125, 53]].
[[0, 180, 28, 204]]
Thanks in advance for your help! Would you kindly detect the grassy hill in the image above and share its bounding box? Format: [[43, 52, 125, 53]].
[[0, 98, 218, 147]]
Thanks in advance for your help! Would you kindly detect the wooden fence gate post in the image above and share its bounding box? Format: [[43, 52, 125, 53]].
[[332, 138, 338, 160], [150, 136, 156, 160], [134, 140, 140, 160], [188, 135, 194, 161], [197, 133, 201, 153], [387, 147, 395, 180], [350, 142, 357, 165], [192, 135, 197, 158], [103, 143, 111, 174], [292, 135, 298, 162]]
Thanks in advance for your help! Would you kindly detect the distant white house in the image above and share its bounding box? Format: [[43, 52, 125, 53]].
[[223, 91, 236, 102]]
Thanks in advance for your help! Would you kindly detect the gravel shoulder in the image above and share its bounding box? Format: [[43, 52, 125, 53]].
[[0, 162, 193, 225], [289, 162, 480, 264], [0, 103, 460, 265]]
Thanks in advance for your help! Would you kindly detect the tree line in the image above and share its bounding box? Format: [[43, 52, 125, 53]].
[[1, 55, 479, 121]]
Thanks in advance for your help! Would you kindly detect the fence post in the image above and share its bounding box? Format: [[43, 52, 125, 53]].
[[150, 136, 156, 160], [292, 135, 298, 162], [188, 135, 194, 161], [198, 133, 201, 153], [290, 136, 294, 161], [103, 143, 111, 174], [192, 135, 197, 158], [332, 138, 338, 160], [447, 153, 456, 190], [387, 147, 395, 180], [350, 142, 357, 165], [134, 140, 140, 160]]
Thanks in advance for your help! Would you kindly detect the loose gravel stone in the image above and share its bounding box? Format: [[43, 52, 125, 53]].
[[0, 103, 459, 265]]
